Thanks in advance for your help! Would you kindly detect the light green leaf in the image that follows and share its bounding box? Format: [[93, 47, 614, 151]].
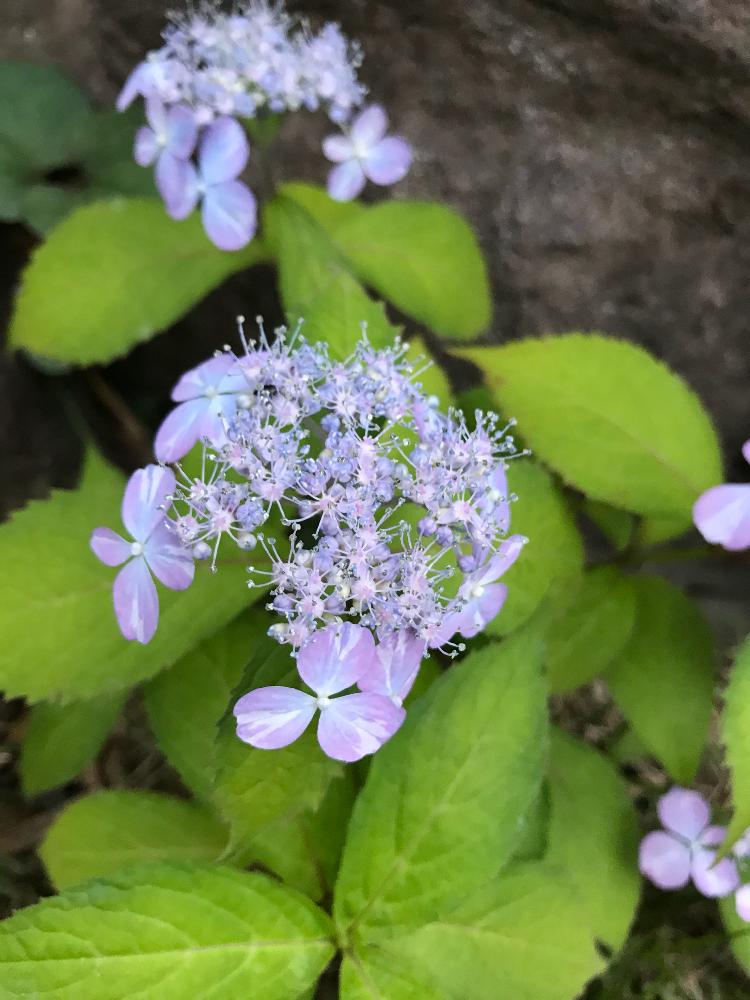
[[21, 690, 127, 796], [280, 182, 365, 232], [457, 335, 722, 522], [41, 790, 228, 890], [720, 636, 750, 846], [250, 771, 357, 901], [0, 862, 334, 999], [488, 460, 583, 636], [340, 947, 448, 999], [213, 641, 340, 847], [719, 896, 750, 976], [546, 730, 640, 951], [10, 198, 268, 364], [545, 567, 637, 693], [302, 270, 398, 356], [0, 451, 260, 702], [607, 576, 714, 783], [145, 612, 266, 803], [638, 513, 691, 545], [388, 864, 604, 1000], [334, 629, 547, 938], [333, 202, 491, 340]]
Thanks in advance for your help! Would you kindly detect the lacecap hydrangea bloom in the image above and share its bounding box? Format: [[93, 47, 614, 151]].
[[117, 2, 412, 249], [92, 324, 525, 761], [639, 786, 750, 922]]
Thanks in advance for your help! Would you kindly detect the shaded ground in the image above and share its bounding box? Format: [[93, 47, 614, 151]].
[[2, 1, 750, 996]]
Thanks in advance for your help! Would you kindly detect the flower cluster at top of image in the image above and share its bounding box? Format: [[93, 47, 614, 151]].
[[117, 1, 412, 248], [91, 326, 525, 762]]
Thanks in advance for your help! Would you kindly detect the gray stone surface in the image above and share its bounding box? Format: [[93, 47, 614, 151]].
[[2, 0, 750, 495]]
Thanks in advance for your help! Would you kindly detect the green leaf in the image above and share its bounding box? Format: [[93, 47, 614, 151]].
[[250, 770, 357, 901], [487, 460, 583, 636], [302, 270, 398, 356], [0, 61, 90, 199], [546, 730, 640, 952], [720, 636, 750, 846], [213, 640, 340, 847], [719, 896, 750, 976], [21, 690, 127, 796], [10, 198, 268, 364], [334, 629, 547, 938], [385, 864, 604, 1000], [280, 182, 365, 232], [41, 791, 228, 890], [145, 612, 266, 803], [0, 65, 152, 232], [457, 335, 722, 523], [545, 567, 637, 693], [340, 947, 448, 999], [0, 862, 334, 999], [333, 202, 491, 340], [607, 576, 714, 783], [0, 451, 260, 702]]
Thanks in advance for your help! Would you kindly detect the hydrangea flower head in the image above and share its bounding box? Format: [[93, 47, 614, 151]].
[[639, 787, 738, 897], [693, 439, 750, 551], [323, 105, 412, 202], [96, 322, 526, 760], [90, 466, 194, 643], [116, 2, 408, 248]]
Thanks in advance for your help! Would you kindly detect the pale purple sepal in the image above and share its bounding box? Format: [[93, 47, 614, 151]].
[[693, 484, 750, 552], [116, 62, 152, 112], [639, 830, 691, 890], [691, 826, 739, 898], [113, 556, 159, 644], [364, 136, 412, 185], [351, 105, 388, 147], [736, 884, 750, 922], [327, 160, 366, 202], [317, 692, 405, 762], [154, 399, 207, 464], [199, 116, 249, 184], [658, 787, 711, 840], [144, 522, 195, 590], [158, 157, 200, 220], [297, 622, 375, 696], [359, 631, 426, 705], [202, 180, 257, 251], [90, 527, 131, 567], [134, 127, 159, 167], [234, 686, 317, 750], [121, 465, 175, 543]]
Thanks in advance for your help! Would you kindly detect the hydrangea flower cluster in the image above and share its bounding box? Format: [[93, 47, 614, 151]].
[[693, 439, 750, 551], [117, 2, 412, 248], [91, 324, 525, 762], [639, 787, 750, 921]]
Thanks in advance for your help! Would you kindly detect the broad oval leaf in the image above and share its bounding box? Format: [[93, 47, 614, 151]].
[[21, 690, 127, 796], [145, 612, 266, 803], [457, 335, 722, 522], [0, 862, 334, 999], [720, 636, 750, 846], [545, 566, 637, 693], [607, 576, 715, 784], [0, 451, 260, 702], [386, 864, 604, 1000], [333, 202, 491, 340], [41, 790, 228, 889], [334, 629, 547, 938], [10, 198, 267, 364], [340, 947, 448, 999], [546, 730, 640, 952]]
